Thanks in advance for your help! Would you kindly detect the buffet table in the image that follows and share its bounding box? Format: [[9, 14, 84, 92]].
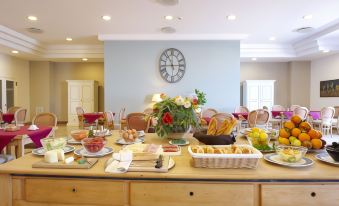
[[1, 131, 339, 206]]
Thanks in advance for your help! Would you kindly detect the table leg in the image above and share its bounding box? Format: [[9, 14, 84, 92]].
[[16, 138, 24, 158]]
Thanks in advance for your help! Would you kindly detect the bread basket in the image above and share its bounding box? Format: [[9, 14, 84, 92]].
[[188, 145, 263, 169]]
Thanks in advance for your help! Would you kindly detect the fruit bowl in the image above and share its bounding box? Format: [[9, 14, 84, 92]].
[[70, 130, 89, 141], [276, 145, 307, 163], [81, 137, 106, 154], [326, 143, 339, 162], [41, 137, 67, 151], [247, 128, 273, 151]]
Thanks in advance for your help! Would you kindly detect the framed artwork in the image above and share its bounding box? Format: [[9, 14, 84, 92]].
[[320, 79, 339, 97]]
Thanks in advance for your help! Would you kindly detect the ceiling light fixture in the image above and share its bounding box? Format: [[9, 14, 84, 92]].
[[82, 58, 88, 61], [102, 15, 111, 21], [27, 16, 38, 21], [269, 37, 276, 41], [251, 57, 257, 61], [322, 50, 330, 53], [177, 16, 183, 20], [66, 37, 72, 41], [164, 15, 174, 20], [227, 15, 236, 20], [11, 50, 19, 54], [303, 14, 313, 20]]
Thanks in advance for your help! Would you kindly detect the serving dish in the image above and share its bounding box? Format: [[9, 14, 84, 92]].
[[264, 153, 314, 168], [32, 145, 75, 156], [74, 147, 113, 157], [315, 153, 339, 166]]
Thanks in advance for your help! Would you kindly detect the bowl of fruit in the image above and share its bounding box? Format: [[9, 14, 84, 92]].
[[81, 137, 106, 154], [122, 129, 139, 142], [326, 142, 339, 162], [41, 137, 67, 151], [247, 127, 274, 152], [276, 145, 307, 163], [70, 130, 89, 141]]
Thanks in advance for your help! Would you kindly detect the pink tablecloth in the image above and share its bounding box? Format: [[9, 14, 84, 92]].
[[2, 113, 14, 123], [83, 113, 104, 124], [271, 111, 321, 120], [232, 112, 248, 120], [0, 126, 52, 151]]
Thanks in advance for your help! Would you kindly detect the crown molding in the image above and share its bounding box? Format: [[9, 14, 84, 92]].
[[98, 33, 249, 41], [240, 44, 295, 58]]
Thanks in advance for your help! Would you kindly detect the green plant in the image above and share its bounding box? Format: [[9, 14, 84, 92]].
[[151, 90, 206, 137]]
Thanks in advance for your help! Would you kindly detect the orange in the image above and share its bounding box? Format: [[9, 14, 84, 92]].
[[302, 140, 312, 149], [278, 137, 290, 145], [291, 115, 302, 126], [279, 128, 290, 138], [308, 129, 321, 139], [299, 121, 312, 132], [291, 128, 301, 138], [311, 139, 323, 149], [298, 132, 311, 142], [283, 121, 295, 130]]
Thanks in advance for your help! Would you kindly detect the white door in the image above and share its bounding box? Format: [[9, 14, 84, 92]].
[[260, 81, 274, 109], [247, 84, 260, 111], [0, 79, 16, 112]]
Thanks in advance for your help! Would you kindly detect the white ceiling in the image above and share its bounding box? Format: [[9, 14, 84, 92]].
[[0, 0, 339, 61]]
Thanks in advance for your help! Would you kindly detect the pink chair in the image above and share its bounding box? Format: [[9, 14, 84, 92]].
[[247, 109, 270, 128], [293, 107, 309, 120], [272, 105, 286, 111]]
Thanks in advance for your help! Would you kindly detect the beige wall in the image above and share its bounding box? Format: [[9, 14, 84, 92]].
[[240, 62, 290, 107], [289, 61, 310, 108], [0, 53, 30, 120], [310, 54, 339, 110], [29, 61, 52, 119], [52, 62, 104, 121]]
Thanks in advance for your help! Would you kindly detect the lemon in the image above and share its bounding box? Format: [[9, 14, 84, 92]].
[[259, 132, 268, 141], [289, 136, 297, 143], [252, 132, 260, 138], [252, 127, 260, 133], [292, 139, 301, 146]]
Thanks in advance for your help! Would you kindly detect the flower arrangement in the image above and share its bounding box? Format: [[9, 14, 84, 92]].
[[151, 89, 206, 138]]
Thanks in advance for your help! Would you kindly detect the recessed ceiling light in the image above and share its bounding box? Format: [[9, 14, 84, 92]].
[[251, 57, 257, 61], [102, 15, 111, 21], [322, 50, 330, 53], [27, 16, 38, 21], [164, 15, 174, 20], [269, 37, 276, 41], [11, 50, 19, 54], [227, 15, 236, 20], [303, 14, 313, 20], [82, 58, 88, 61], [66, 37, 72, 41]]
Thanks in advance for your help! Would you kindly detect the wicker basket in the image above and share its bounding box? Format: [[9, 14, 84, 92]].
[[188, 145, 263, 169]]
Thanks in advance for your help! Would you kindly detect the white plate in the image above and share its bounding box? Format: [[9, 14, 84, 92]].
[[169, 139, 189, 146], [264, 153, 314, 167], [93, 130, 112, 137], [32, 145, 75, 156], [315, 153, 339, 166], [162, 146, 182, 156], [74, 147, 113, 157], [67, 137, 82, 144], [116, 138, 144, 145]]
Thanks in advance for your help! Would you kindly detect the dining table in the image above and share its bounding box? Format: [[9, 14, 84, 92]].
[[271, 111, 321, 120], [2, 113, 14, 124], [0, 125, 52, 158]]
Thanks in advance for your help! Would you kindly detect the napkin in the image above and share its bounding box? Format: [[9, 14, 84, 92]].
[[105, 150, 132, 173]]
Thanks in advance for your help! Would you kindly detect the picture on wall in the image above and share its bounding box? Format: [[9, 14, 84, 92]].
[[320, 79, 339, 97]]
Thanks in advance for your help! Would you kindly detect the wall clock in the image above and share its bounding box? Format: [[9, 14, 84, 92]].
[[159, 48, 186, 83]]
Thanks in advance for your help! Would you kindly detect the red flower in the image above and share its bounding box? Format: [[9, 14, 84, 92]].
[[162, 112, 173, 125], [192, 98, 198, 105]]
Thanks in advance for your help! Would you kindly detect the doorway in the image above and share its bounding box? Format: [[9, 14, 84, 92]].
[[0, 78, 16, 112]]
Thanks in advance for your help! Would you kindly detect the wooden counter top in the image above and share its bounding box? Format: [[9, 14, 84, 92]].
[[1, 131, 339, 181]]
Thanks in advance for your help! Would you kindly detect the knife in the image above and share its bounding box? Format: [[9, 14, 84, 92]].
[[155, 155, 163, 169]]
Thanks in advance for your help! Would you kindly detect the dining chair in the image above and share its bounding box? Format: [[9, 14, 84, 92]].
[[7, 106, 21, 114], [0, 109, 3, 122], [201, 108, 218, 126], [119, 108, 127, 130], [104, 111, 115, 130], [293, 107, 309, 120], [290, 105, 300, 112], [211, 113, 235, 129], [319, 107, 335, 137], [32, 112, 58, 137], [14, 108, 27, 126], [234, 106, 249, 113], [272, 105, 286, 111], [126, 112, 150, 132], [247, 109, 270, 128]]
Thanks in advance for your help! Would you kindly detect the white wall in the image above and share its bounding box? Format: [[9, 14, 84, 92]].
[[311, 54, 339, 110], [289, 61, 310, 107], [104, 41, 240, 114], [0, 53, 30, 119]]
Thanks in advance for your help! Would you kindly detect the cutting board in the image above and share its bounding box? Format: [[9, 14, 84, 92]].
[[32, 158, 98, 169], [128, 155, 171, 172]]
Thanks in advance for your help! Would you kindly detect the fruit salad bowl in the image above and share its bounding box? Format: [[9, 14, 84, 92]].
[[70, 130, 89, 141], [276, 145, 307, 163], [81, 137, 106, 154]]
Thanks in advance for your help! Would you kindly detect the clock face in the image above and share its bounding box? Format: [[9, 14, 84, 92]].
[[159, 48, 186, 83]]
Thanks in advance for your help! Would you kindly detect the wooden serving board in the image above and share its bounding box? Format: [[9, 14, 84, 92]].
[[128, 155, 171, 172], [32, 158, 98, 169]]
